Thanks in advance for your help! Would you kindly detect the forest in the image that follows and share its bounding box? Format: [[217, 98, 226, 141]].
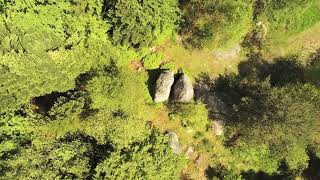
[[0, 0, 320, 179]]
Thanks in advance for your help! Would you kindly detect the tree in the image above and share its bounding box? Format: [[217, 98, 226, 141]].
[[180, 0, 254, 49], [0, 0, 122, 113], [95, 130, 186, 179], [261, 0, 320, 43], [103, 0, 180, 48], [213, 58, 320, 174]]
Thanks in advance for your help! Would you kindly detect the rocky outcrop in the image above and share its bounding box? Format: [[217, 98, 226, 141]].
[[213, 44, 241, 60], [171, 74, 194, 102], [186, 146, 194, 159], [211, 120, 224, 136], [194, 81, 232, 121], [154, 70, 174, 103], [166, 130, 182, 155]]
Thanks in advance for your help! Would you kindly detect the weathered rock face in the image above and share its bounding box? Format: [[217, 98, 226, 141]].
[[194, 83, 232, 121], [186, 146, 194, 159], [154, 70, 174, 103], [211, 120, 224, 136], [166, 130, 182, 155], [171, 74, 194, 102]]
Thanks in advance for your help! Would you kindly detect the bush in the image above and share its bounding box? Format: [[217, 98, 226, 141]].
[[142, 53, 164, 70], [169, 102, 209, 131]]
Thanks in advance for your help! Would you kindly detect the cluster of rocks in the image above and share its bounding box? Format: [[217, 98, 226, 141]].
[[154, 70, 194, 103], [166, 131, 194, 159], [166, 130, 182, 155]]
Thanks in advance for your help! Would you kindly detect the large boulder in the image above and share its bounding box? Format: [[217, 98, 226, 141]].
[[154, 70, 174, 103], [166, 130, 182, 155], [171, 74, 194, 102]]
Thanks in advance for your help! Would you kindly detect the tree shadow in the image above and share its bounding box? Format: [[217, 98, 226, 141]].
[[241, 170, 284, 180], [303, 150, 320, 180], [237, 55, 305, 86], [193, 54, 309, 124], [204, 165, 285, 180], [305, 49, 320, 87], [194, 73, 233, 120], [31, 91, 71, 115]]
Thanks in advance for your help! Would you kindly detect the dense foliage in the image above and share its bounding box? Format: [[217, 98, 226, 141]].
[[1, 0, 320, 179], [213, 57, 320, 175], [261, 0, 320, 43], [180, 0, 254, 49], [103, 0, 180, 48]]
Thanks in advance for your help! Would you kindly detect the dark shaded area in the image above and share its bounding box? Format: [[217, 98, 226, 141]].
[[146, 68, 167, 100], [242, 170, 284, 180], [253, 0, 266, 21], [303, 151, 320, 180], [31, 68, 101, 119], [269, 57, 305, 86], [305, 49, 320, 87], [205, 166, 215, 179], [194, 55, 308, 123], [75, 71, 100, 119], [308, 49, 320, 66], [60, 132, 113, 180], [31, 91, 70, 115], [204, 164, 241, 180], [194, 72, 233, 121], [203, 141, 320, 180], [237, 56, 305, 86]]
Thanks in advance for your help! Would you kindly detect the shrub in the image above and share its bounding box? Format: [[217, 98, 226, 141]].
[[142, 53, 164, 70], [169, 102, 209, 131]]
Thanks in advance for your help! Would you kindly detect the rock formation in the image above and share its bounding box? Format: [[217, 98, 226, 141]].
[[186, 146, 194, 159], [166, 130, 182, 155], [171, 74, 194, 102], [154, 70, 174, 103], [211, 120, 224, 136]]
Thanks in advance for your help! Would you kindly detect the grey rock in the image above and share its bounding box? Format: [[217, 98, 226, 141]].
[[211, 120, 224, 136], [195, 88, 231, 121], [166, 130, 182, 155], [212, 44, 241, 60], [186, 146, 194, 159], [171, 74, 194, 102], [154, 70, 174, 103]]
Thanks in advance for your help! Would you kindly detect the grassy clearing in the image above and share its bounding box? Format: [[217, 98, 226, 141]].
[[163, 42, 243, 80], [264, 23, 320, 61], [146, 21, 320, 178]]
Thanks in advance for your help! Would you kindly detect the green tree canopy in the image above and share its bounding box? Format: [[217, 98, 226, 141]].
[[180, 0, 254, 49], [103, 0, 180, 48]]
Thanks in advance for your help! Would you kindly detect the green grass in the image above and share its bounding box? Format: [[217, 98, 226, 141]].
[[162, 42, 243, 80], [264, 23, 320, 61]]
